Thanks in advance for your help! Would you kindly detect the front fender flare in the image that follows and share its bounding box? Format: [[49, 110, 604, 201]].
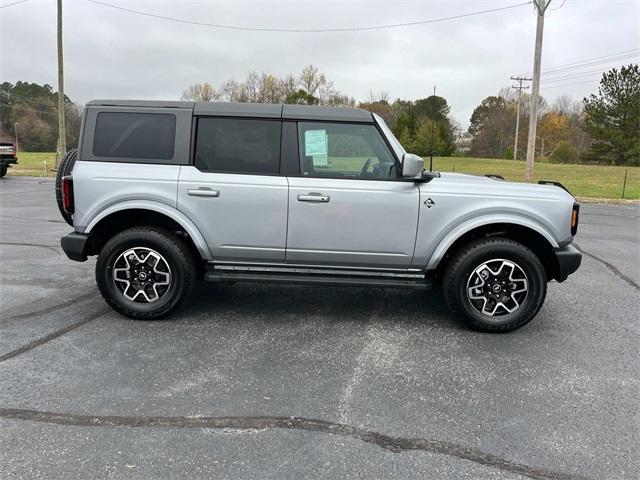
[[425, 214, 559, 270], [85, 200, 212, 260]]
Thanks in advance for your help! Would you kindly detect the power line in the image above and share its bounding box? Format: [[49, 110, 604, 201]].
[[0, 90, 61, 107], [519, 49, 640, 77], [0, 0, 31, 9], [0, 104, 60, 117], [86, 0, 533, 33], [538, 49, 640, 74], [549, 0, 567, 11], [542, 64, 630, 82], [541, 78, 601, 90]]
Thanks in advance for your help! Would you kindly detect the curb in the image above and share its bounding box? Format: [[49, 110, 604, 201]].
[[576, 197, 640, 205]]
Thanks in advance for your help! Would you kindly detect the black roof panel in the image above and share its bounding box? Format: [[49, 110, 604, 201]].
[[194, 102, 282, 118], [87, 99, 193, 109], [86, 100, 373, 122], [282, 104, 373, 123]]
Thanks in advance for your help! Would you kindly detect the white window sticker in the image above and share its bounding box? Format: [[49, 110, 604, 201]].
[[304, 129, 328, 166]]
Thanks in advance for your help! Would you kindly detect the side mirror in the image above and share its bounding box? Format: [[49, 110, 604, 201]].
[[402, 153, 424, 178]]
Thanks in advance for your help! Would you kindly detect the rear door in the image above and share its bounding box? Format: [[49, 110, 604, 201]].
[[285, 121, 420, 268], [177, 116, 288, 263]]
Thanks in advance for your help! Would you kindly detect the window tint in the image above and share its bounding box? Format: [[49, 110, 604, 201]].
[[297, 122, 397, 180], [195, 118, 281, 175], [93, 112, 175, 159]]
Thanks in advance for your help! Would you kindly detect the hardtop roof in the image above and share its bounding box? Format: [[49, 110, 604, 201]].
[[86, 100, 374, 123]]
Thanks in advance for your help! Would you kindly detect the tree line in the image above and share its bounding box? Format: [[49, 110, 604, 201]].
[[0, 82, 81, 151], [467, 64, 639, 166], [1, 63, 637, 166]]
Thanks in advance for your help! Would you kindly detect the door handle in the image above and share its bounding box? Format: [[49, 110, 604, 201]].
[[297, 193, 330, 203], [188, 188, 220, 198]]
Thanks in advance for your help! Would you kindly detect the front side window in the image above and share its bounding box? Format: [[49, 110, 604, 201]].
[[297, 122, 397, 180], [195, 118, 281, 175], [93, 112, 175, 159]]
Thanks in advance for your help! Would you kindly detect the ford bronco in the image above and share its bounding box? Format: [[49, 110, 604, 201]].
[[58, 100, 581, 332]]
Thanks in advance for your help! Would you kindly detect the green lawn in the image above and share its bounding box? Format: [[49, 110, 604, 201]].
[[6, 152, 58, 177], [431, 157, 639, 200], [7, 152, 639, 200]]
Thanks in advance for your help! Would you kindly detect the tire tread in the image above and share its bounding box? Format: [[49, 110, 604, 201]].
[[95, 226, 196, 320], [442, 237, 547, 333]]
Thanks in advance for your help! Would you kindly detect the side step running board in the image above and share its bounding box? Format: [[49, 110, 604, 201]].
[[204, 270, 431, 290]]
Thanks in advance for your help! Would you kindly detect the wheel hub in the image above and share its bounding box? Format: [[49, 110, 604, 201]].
[[112, 247, 171, 303], [466, 259, 529, 317]]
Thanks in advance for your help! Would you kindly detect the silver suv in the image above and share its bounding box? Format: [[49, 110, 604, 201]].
[[58, 100, 581, 332]]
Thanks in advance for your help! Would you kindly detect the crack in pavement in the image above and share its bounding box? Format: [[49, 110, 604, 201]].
[[0, 308, 109, 363], [1, 290, 98, 323], [0, 242, 61, 254], [0, 214, 66, 223], [0, 408, 587, 480], [0, 188, 51, 196], [574, 244, 640, 291]]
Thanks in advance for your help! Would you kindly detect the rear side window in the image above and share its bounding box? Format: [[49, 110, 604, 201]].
[[194, 118, 281, 175], [93, 112, 176, 159]]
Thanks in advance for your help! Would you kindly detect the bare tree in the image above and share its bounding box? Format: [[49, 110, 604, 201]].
[[325, 93, 355, 107], [196, 65, 351, 107], [259, 74, 284, 103], [181, 82, 219, 102], [367, 90, 390, 103], [299, 65, 324, 97], [280, 74, 298, 99], [245, 71, 261, 102]]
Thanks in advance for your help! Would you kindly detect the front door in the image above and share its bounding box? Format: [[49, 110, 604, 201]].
[[177, 117, 288, 263], [286, 121, 420, 268]]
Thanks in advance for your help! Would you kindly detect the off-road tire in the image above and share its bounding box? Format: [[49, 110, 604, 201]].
[[0, 165, 7, 178], [96, 227, 196, 320], [55, 148, 78, 226], [442, 237, 547, 333]]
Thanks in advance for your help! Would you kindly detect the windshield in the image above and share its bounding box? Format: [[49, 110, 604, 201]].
[[372, 113, 405, 159]]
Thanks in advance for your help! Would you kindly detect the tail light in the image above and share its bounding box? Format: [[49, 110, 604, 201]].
[[12, 144, 16, 158], [62, 176, 74, 214], [571, 203, 580, 236]]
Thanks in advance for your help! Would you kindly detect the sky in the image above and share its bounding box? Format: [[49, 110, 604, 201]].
[[1, 0, 639, 128]]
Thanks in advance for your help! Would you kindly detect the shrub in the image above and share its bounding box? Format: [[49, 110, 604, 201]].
[[551, 141, 579, 164]]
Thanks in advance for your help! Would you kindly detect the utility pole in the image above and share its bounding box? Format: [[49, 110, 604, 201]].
[[524, 0, 552, 181], [510, 76, 531, 160], [429, 85, 435, 172], [57, 0, 67, 165], [14, 123, 19, 152]]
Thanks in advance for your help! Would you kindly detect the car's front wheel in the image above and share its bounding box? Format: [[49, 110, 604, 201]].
[[442, 238, 547, 332], [96, 227, 196, 319]]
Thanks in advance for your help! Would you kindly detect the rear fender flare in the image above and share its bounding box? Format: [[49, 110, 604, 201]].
[[85, 200, 212, 260]]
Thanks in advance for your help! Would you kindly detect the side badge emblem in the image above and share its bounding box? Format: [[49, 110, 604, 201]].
[[425, 198, 435, 208]]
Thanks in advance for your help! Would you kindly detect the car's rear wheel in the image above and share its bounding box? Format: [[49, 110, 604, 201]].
[[96, 227, 196, 319], [442, 238, 547, 332], [0, 165, 7, 178], [55, 148, 78, 225]]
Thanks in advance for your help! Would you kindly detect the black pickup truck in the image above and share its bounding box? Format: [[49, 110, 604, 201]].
[[0, 142, 18, 177]]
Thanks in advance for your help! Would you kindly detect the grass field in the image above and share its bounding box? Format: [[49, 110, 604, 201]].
[[6, 152, 639, 200], [5, 152, 58, 177], [431, 157, 639, 200]]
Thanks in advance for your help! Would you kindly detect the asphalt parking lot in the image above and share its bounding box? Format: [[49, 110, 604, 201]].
[[1, 176, 638, 480]]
